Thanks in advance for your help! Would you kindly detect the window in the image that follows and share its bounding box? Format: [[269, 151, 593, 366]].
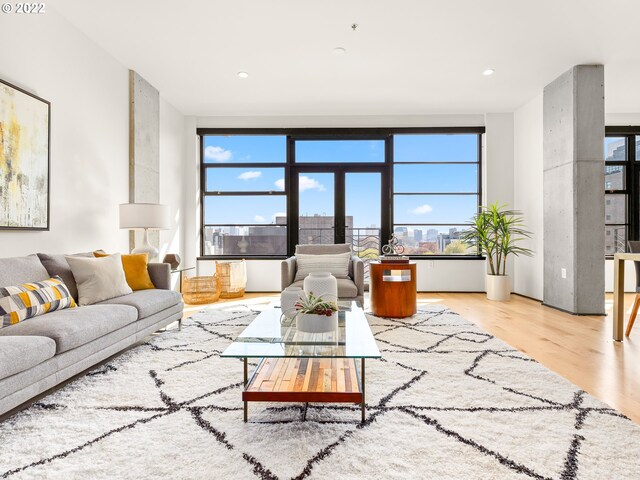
[[201, 135, 287, 256], [604, 131, 638, 256], [198, 129, 483, 258], [392, 134, 481, 255]]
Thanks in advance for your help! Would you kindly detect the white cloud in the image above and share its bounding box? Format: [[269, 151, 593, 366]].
[[254, 215, 266, 222], [204, 146, 232, 162], [411, 204, 433, 215], [274, 176, 325, 192], [299, 175, 326, 192], [238, 171, 262, 180]]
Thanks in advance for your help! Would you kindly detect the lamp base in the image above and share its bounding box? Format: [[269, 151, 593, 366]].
[[132, 228, 159, 261]]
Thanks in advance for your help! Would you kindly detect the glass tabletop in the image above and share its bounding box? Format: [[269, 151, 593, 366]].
[[221, 301, 381, 359]]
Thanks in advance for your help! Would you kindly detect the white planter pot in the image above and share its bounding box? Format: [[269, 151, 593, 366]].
[[303, 272, 338, 302], [486, 275, 511, 301], [296, 312, 338, 333], [280, 287, 303, 319]]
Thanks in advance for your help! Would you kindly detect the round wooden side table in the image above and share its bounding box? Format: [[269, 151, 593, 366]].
[[370, 261, 417, 318]]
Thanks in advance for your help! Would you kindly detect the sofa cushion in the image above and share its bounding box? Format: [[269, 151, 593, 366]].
[[0, 336, 56, 380], [0, 304, 138, 354], [97, 289, 183, 319], [289, 278, 358, 299], [0, 255, 50, 288], [36, 252, 94, 302]]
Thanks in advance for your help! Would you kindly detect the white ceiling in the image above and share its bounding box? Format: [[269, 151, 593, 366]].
[[51, 0, 640, 116]]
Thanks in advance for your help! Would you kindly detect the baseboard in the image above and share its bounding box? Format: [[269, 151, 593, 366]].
[[541, 302, 606, 317], [416, 291, 486, 294], [512, 292, 543, 302]]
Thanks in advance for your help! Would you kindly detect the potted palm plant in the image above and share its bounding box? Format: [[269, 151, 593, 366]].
[[461, 203, 533, 301], [282, 291, 339, 333]]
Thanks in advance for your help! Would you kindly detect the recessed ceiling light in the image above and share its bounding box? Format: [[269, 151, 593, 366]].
[[237, 71, 249, 79], [333, 47, 347, 55], [482, 69, 495, 76]]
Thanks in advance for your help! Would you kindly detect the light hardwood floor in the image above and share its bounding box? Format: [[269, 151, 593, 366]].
[[184, 292, 640, 425]]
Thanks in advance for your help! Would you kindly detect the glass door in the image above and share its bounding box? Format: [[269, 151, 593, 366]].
[[293, 169, 383, 252], [346, 172, 382, 280], [297, 172, 335, 245]]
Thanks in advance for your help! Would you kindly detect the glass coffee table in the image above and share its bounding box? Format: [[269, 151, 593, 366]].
[[221, 302, 381, 423]]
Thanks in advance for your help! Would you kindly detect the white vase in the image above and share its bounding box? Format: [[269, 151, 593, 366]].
[[280, 286, 303, 319], [486, 274, 511, 301], [296, 312, 338, 333], [303, 272, 338, 302]]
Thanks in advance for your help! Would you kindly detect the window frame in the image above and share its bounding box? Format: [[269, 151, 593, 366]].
[[605, 127, 640, 258], [197, 127, 485, 260], [391, 133, 483, 256]]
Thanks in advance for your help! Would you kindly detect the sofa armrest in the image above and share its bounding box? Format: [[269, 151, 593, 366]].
[[352, 255, 365, 297], [281, 257, 297, 290], [148, 263, 171, 290]]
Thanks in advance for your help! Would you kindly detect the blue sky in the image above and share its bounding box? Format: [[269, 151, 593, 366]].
[[203, 134, 479, 227]]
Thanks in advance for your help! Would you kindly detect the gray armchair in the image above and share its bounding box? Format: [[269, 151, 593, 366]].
[[281, 244, 364, 306]]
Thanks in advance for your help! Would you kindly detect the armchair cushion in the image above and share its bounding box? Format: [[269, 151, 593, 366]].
[[293, 252, 351, 282], [288, 278, 358, 299], [295, 244, 351, 255]]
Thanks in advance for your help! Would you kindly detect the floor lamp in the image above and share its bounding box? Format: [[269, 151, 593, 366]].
[[119, 203, 170, 261]]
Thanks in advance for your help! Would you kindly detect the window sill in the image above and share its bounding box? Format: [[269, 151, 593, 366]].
[[197, 255, 486, 261], [198, 255, 287, 261]]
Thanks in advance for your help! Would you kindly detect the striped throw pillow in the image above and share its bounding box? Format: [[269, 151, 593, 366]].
[[0, 276, 77, 328], [294, 252, 351, 282]]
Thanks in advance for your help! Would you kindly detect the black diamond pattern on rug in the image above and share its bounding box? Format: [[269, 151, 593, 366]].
[[1, 302, 639, 480]]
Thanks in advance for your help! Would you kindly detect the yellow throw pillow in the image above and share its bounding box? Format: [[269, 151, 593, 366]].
[[93, 252, 155, 291]]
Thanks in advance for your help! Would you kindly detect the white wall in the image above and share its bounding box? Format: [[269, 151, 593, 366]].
[[191, 114, 509, 292], [484, 113, 515, 283], [513, 94, 544, 300], [183, 116, 199, 270], [159, 99, 186, 288], [0, 9, 187, 264], [0, 10, 129, 256]]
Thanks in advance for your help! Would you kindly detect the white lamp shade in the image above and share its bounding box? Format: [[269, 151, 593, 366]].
[[119, 203, 170, 229]]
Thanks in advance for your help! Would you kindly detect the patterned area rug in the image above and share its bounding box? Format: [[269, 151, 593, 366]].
[[1, 302, 639, 479]]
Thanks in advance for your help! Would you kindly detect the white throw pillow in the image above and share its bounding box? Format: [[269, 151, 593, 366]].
[[294, 252, 351, 282], [65, 253, 132, 305]]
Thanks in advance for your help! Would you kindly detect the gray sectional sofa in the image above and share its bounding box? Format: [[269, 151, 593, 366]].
[[0, 254, 183, 417]]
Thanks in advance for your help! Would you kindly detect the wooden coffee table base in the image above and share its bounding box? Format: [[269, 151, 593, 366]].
[[242, 357, 366, 423]]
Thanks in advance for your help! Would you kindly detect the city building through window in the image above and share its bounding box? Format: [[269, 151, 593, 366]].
[[604, 129, 640, 256]]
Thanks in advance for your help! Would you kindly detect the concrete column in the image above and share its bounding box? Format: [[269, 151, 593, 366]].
[[543, 65, 605, 314], [129, 70, 160, 256]]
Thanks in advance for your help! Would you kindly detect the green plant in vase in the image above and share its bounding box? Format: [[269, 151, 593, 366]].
[[282, 291, 339, 333], [461, 202, 533, 301]]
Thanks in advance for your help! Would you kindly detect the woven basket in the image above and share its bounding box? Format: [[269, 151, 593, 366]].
[[216, 260, 247, 299], [181, 275, 221, 304]]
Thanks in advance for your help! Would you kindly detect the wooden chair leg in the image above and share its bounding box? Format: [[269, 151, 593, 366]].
[[625, 294, 640, 336]]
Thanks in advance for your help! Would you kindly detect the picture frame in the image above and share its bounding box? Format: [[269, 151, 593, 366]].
[[0, 78, 51, 230]]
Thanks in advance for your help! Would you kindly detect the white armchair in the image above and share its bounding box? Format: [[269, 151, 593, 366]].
[[281, 244, 364, 306]]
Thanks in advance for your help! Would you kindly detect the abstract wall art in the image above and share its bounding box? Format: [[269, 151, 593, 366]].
[[0, 78, 50, 230]]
